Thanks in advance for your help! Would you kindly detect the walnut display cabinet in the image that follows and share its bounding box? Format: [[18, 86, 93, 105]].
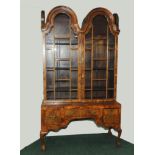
[[40, 6, 122, 151]]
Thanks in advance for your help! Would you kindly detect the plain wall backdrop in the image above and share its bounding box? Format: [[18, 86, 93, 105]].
[[21, 0, 134, 149]]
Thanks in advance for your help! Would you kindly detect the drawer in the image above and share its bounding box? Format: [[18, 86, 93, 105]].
[[45, 108, 62, 125], [65, 108, 81, 118], [103, 109, 120, 124], [65, 107, 101, 118]]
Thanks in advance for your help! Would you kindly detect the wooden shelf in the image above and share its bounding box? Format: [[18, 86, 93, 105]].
[[85, 88, 107, 91], [56, 58, 70, 61], [55, 79, 70, 81], [71, 89, 78, 91], [93, 79, 106, 81], [71, 68, 78, 71], [46, 88, 54, 92], [93, 58, 107, 61], [70, 47, 78, 50], [85, 48, 91, 51], [85, 89, 91, 91], [85, 68, 114, 71], [47, 87, 77, 92], [54, 34, 70, 39], [46, 68, 54, 71], [93, 37, 107, 40], [46, 67, 78, 70]]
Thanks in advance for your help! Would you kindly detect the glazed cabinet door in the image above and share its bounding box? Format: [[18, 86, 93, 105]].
[[83, 14, 116, 99], [45, 13, 79, 100]]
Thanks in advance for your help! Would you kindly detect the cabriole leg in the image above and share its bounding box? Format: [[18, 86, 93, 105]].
[[40, 131, 47, 151], [115, 128, 122, 146]]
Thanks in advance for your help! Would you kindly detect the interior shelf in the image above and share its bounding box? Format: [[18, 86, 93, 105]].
[[54, 34, 70, 39], [93, 58, 107, 61], [47, 87, 78, 92], [85, 68, 114, 70], [46, 67, 78, 70], [55, 79, 70, 81], [55, 58, 70, 61], [93, 79, 106, 81], [85, 48, 91, 51]]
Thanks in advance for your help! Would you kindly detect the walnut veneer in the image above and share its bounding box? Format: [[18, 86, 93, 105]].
[[40, 6, 122, 151]]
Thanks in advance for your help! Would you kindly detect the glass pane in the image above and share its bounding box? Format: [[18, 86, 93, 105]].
[[85, 51, 91, 69], [71, 51, 78, 68], [55, 81, 70, 91], [109, 32, 115, 48], [46, 71, 54, 89], [108, 70, 114, 88], [108, 49, 114, 69], [54, 13, 70, 35], [85, 90, 91, 99], [108, 90, 114, 98], [55, 80, 70, 100], [93, 69, 106, 79], [55, 39, 70, 58], [94, 40, 107, 59], [93, 91, 106, 99], [85, 70, 91, 89], [47, 91, 54, 100], [56, 70, 70, 79], [55, 92, 70, 99], [93, 81, 106, 90], [45, 30, 54, 68], [45, 30, 54, 44], [55, 60, 70, 68], [93, 60, 106, 69], [71, 91, 77, 99], [93, 15, 107, 36], [71, 71, 78, 89], [46, 51, 54, 68]]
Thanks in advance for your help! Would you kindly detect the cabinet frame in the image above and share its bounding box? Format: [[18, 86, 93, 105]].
[[40, 6, 122, 151]]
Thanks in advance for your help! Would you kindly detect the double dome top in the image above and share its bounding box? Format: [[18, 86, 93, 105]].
[[41, 6, 119, 35]]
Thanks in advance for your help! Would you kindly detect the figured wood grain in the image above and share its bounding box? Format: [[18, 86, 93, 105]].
[[40, 6, 122, 151]]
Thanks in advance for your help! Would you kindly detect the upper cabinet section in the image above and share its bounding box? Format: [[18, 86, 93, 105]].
[[41, 6, 120, 101]]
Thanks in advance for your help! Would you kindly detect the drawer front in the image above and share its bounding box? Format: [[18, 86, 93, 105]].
[[45, 108, 62, 125], [103, 109, 120, 124], [65, 107, 101, 119]]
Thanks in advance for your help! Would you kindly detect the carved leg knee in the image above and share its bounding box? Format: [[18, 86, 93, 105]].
[[40, 131, 47, 151], [115, 128, 122, 146]]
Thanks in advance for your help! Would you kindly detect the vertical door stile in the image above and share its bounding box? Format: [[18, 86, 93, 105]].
[[78, 32, 85, 99], [69, 20, 72, 99], [106, 26, 109, 98], [78, 32, 82, 99], [91, 26, 93, 99], [114, 35, 118, 99], [53, 26, 56, 100], [82, 31, 85, 99], [43, 32, 47, 100]]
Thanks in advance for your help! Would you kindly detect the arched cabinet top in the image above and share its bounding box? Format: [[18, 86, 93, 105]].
[[41, 6, 80, 33], [81, 7, 120, 35]]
